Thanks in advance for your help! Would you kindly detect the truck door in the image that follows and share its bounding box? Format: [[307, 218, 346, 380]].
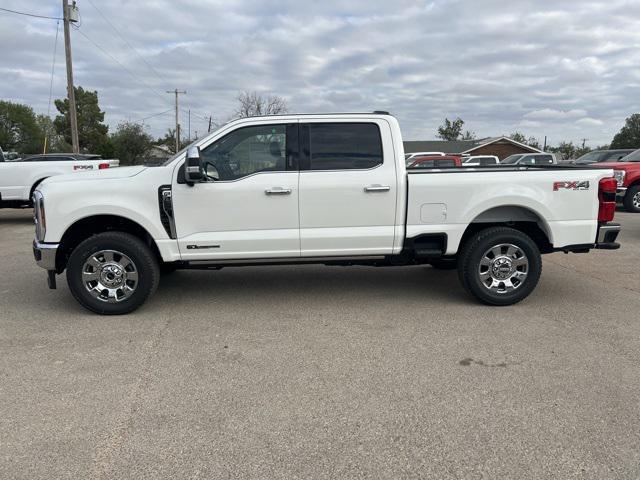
[[171, 122, 300, 260], [298, 120, 398, 256]]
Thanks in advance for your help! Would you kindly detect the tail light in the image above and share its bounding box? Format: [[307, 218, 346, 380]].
[[98, 163, 110, 170], [598, 177, 617, 222]]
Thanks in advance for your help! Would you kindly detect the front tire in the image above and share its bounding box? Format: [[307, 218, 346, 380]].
[[458, 227, 541, 306], [66, 232, 160, 315], [623, 185, 640, 213]]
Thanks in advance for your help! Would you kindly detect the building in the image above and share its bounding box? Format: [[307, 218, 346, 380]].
[[403, 136, 542, 160]]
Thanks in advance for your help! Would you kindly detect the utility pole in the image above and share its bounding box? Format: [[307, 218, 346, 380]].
[[62, 0, 80, 153], [188, 109, 191, 142], [543, 135, 547, 151], [581, 138, 588, 149], [208, 116, 212, 133], [166, 89, 186, 152]]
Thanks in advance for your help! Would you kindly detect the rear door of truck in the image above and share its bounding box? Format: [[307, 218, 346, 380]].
[[298, 119, 398, 256]]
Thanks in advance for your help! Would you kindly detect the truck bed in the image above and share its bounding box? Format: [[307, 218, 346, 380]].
[[405, 165, 615, 255]]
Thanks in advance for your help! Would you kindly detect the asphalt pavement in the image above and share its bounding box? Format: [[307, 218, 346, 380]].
[[1, 208, 639, 479]]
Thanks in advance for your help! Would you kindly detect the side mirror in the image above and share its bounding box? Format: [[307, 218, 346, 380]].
[[185, 146, 203, 184]]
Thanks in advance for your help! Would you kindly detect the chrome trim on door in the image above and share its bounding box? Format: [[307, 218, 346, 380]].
[[265, 188, 292, 195], [364, 185, 391, 192]]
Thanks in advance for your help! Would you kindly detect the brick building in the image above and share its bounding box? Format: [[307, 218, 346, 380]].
[[403, 136, 542, 160]]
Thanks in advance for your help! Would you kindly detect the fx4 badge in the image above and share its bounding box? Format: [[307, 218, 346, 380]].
[[553, 181, 590, 191], [73, 164, 94, 171]]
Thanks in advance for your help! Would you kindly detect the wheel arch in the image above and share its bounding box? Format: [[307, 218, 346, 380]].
[[55, 214, 162, 273], [459, 205, 553, 254]]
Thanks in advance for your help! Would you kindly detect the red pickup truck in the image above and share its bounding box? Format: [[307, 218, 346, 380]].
[[407, 155, 463, 169], [599, 149, 640, 212]]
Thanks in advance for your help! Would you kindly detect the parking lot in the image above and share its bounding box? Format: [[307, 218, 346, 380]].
[[0, 208, 639, 479]]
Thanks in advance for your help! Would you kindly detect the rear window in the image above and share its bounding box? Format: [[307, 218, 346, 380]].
[[308, 123, 383, 170], [621, 149, 640, 162], [501, 154, 523, 164], [411, 159, 456, 168], [478, 158, 496, 165]]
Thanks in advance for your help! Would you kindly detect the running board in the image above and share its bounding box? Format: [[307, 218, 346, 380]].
[[185, 255, 386, 267]]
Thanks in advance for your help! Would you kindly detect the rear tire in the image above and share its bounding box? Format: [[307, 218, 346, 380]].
[[623, 184, 640, 213], [458, 227, 541, 306], [66, 232, 160, 315]]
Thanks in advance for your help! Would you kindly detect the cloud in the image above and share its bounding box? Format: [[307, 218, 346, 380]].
[[1, 0, 638, 148]]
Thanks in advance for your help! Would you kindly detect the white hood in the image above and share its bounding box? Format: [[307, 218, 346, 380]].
[[41, 166, 147, 185]]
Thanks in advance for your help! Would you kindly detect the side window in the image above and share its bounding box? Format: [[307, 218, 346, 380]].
[[537, 155, 553, 164], [307, 123, 383, 170], [520, 156, 535, 165], [435, 159, 456, 168], [200, 124, 287, 181], [479, 158, 495, 166], [414, 160, 435, 168]]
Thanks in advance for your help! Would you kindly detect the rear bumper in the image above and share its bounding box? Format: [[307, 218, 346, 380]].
[[33, 240, 58, 270], [595, 223, 621, 250], [616, 187, 627, 200]]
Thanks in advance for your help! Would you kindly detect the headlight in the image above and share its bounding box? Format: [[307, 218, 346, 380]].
[[613, 170, 626, 187], [33, 191, 46, 242]]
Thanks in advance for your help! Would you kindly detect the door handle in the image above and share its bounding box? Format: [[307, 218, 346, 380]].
[[364, 185, 391, 192], [265, 187, 292, 195]]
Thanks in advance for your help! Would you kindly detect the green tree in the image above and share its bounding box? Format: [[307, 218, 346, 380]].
[[610, 114, 640, 149], [156, 128, 190, 154], [437, 117, 467, 141], [36, 114, 70, 153], [111, 122, 153, 165], [510, 131, 541, 150], [0, 100, 42, 153], [53, 86, 109, 153], [548, 141, 590, 161]]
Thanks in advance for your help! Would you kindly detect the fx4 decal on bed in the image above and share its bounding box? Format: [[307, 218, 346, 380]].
[[73, 165, 94, 171], [553, 181, 590, 191]]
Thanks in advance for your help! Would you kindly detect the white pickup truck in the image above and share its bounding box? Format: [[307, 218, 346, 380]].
[[32, 113, 621, 314], [0, 153, 119, 208]]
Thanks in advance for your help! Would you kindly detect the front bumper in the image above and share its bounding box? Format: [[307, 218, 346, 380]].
[[33, 240, 58, 270], [595, 223, 621, 250]]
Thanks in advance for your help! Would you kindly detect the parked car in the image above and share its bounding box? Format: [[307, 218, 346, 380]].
[[405, 151, 445, 166], [573, 149, 635, 165], [408, 155, 462, 169], [463, 155, 500, 166], [500, 153, 558, 165], [32, 112, 620, 314], [0, 153, 119, 208], [598, 148, 640, 212]]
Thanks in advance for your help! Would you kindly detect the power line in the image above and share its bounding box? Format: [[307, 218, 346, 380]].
[[74, 27, 170, 106], [84, 0, 167, 85], [0, 6, 62, 20], [46, 21, 61, 119], [132, 109, 173, 123], [44, 20, 61, 154]]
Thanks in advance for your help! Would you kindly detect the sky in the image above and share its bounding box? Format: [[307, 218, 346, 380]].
[[1, 0, 639, 147]]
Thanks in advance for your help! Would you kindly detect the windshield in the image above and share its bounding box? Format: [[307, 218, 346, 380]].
[[620, 149, 640, 162], [575, 151, 604, 164], [501, 154, 523, 164]]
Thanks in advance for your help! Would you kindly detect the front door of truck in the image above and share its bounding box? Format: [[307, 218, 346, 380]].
[[298, 120, 398, 256], [171, 122, 300, 261]]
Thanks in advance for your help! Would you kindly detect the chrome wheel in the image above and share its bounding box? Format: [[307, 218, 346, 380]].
[[82, 250, 138, 303], [478, 243, 529, 294], [633, 191, 640, 209]]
